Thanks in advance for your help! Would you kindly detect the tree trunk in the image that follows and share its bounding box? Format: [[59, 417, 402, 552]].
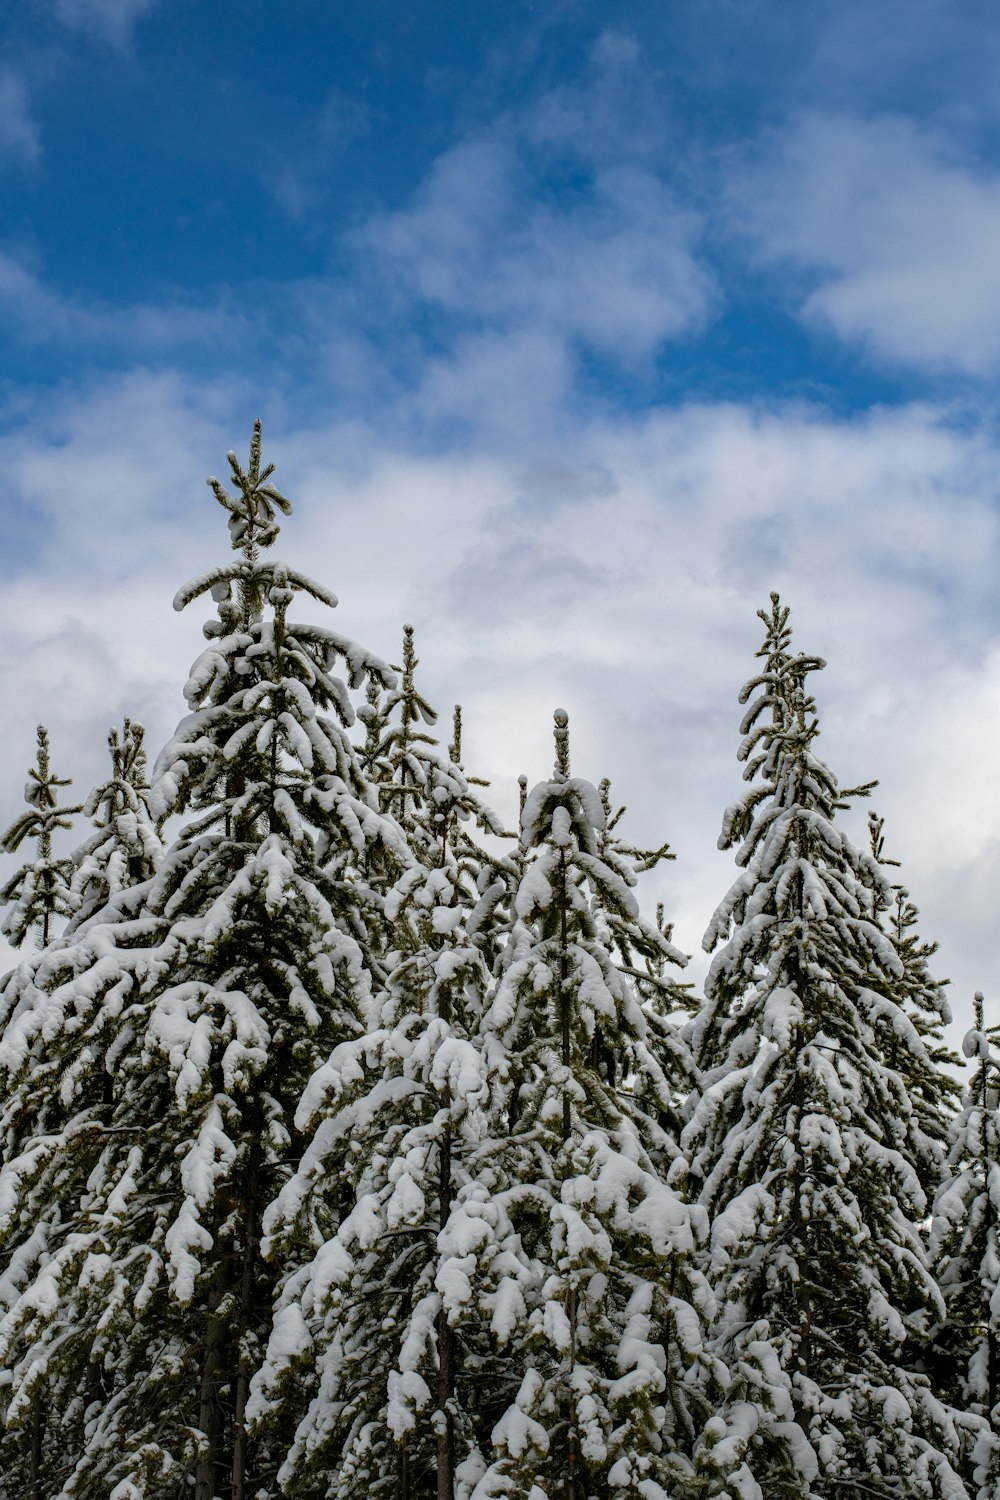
[[557, 845, 578, 1500], [981, 1065, 999, 1416], [559, 849, 570, 1143], [195, 1264, 229, 1500], [565, 1285, 578, 1500], [29, 1402, 45, 1500], [231, 1139, 261, 1500], [788, 873, 813, 1385], [437, 1123, 455, 1500]]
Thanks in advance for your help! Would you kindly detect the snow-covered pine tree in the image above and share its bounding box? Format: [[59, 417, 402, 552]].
[[353, 625, 437, 925], [0, 729, 92, 1498], [867, 811, 960, 1201], [469, 710, 716, 1500], [683, 593, 968, 1499], [370, 633, 517, 988], [378, 623, 440, 833], [592, 776, 696, 1175], [931, 995, 1000, 1498], [0, 720, 160, 1497], [67, 718, 163, 931], [358, 675, 394, 788], [0, 725, 82, 948], [0, 423, 408, 1499], [250, 648, 520, 1500]]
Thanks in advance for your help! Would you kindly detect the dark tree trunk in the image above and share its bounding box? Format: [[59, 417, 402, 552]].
[[557, 845, 578, 1500], [437, 1124, 455, 1500], [195, 1264, 229, 1500], [565, 1285, 579, 1500], [29, 1402, 45, 1500], [231, 1137, 261, 1500], [559, 849, 570, 1142], [981, 1061, 999, 1416], [789, 873, 813, 1386]]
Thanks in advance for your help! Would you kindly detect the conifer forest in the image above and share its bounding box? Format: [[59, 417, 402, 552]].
[[2, 425, 998, 1500]]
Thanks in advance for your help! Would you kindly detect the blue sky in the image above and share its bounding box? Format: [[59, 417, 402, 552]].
[[6, 0, 998, 419], [3, 0, 1000, 1025]]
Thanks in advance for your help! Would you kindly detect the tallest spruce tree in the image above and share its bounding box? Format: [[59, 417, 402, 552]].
[[0, 425, 408, 1498], [683, 594, 968, 1499]]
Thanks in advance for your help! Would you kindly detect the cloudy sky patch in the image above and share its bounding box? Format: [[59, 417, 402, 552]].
[[1, 0, 999, 1042]]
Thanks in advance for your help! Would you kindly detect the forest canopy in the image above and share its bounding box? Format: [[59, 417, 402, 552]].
[[0, 427, 995, 1500]]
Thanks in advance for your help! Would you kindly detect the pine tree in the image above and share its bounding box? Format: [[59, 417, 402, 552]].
[[867, 811, 960, 1200], [67, 718, 163, 931], [470, 710, 714, 1500], [0, 730, 83, 1500], [683, 594, 968, 1499], [592, 775, 696, 1173], [931, 995, 1000, 1498], [0, 423, 408, 1498], [250, 645, 519, 1500], [0, 725, 82, 948], [379, 623, 441, 832], [0, 721, 160, 1497]]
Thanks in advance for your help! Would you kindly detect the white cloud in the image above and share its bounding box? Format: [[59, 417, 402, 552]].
[[52, 0, 158, 48], [266, 90, 371, 219], [730, 112, 1000, 373], [346, 32, 714, 387], [519, 27, 668, 168], [5, 373, 995, 1052], [0, 248, 243, 353], [0, 32, 708, 416], [407, 326, 575, 444], [0, 71, 40, 169], [358, 138, 712, 367]]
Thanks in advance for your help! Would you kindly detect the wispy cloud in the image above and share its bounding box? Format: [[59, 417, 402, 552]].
[[360, 142, 711, 365], [51, 0, 159, 49], [0, 70, 40, 169], [332, 37, 715, 438], [729, 112, 1000, 374], [0, 248, 243, 354], [265, 89, 371, 219]]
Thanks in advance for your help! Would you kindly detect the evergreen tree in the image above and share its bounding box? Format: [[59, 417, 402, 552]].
[[470, 710, 714, 1500], [0, 423, 407, 1498], [357, 675, 394, 789], [931, 995, 1000, 1499], [867, 811, 960, 1199], [250, 644, 518, 1500], [592, 775, 696, 1172], [0, 720, 158, 1497], [378, 623, 441, 833], [67, 718, 163, 931], [683, 594, 968, 1499], [0, 725, 82, 948]]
